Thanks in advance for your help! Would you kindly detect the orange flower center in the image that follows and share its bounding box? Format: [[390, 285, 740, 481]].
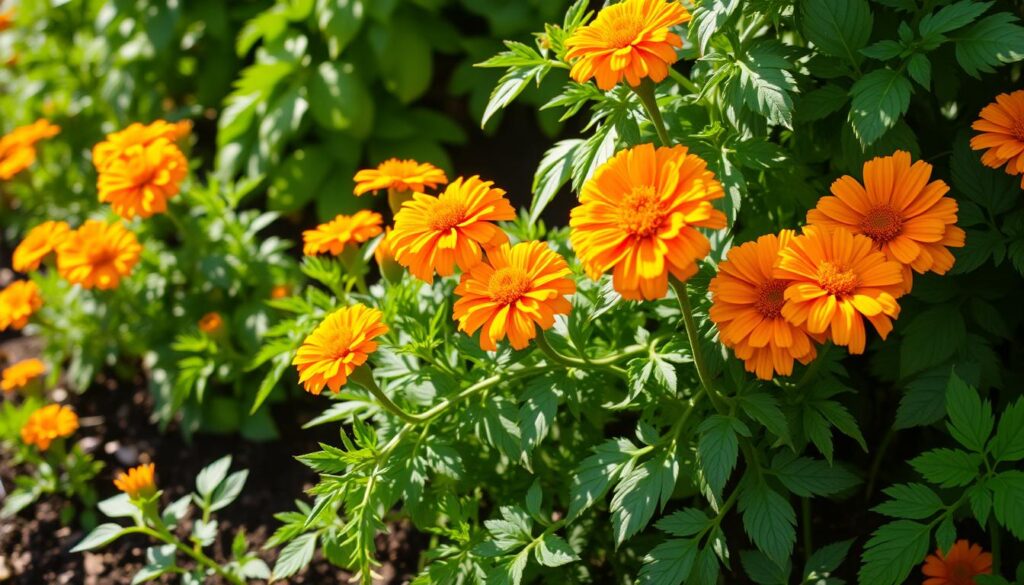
[[488, 267, 532, 306], [1013, 119, 1024, 143], [754, 279, 788, 319], [619, 187, 666, 237], [601, 14, 643, 48], [817, 261, 859, 296], [860, 205, 903, 244], [428, 199, 467, 231]]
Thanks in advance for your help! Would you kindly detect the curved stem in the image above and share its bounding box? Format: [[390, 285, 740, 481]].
[[535, 333, 628, 379], [632, 81, 672, 147], [668, 69, 701, 95], [669, 277, 727, 413], [350, 367, 427, 425], [139, 526, 244, 585]]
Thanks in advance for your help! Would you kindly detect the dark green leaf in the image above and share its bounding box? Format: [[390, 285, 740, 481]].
[[858, 520, 931, 585], [848, 68, 912, 146], [739, 479, 796, 566]]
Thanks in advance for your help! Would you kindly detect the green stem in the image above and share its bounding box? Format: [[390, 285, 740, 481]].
[[864, 427, 895, 503], [632, 81, 672, 147], [140, 526, 244, 585], [668, 69, 701, 95], [535, 333, 628, 379], [989, 516, 1001, 574], [801, 497, 813, 564], [350, 367, 425, 425], [669, 278, 727, 413]]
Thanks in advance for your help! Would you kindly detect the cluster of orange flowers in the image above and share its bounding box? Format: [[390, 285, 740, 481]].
[[93, 120, 190, 219], [0, 120, 60, 180], [20, 403, 78, 451], [0, 279, 42, 331], [11, 218, 141, 290], [1, 357, 45, 392]]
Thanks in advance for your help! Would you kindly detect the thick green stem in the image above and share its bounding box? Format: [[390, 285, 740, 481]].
[[669, 278, 727, 413], [632, 81, 672, 147]]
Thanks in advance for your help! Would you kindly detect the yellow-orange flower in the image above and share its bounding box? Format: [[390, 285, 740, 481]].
[[971, 90, 1024, 188], [1, 358, 46, 392], [12, 220, 71, 272], [96, 142, 188, 219], [710, 231, 818, 380], [0, 120, 61, 180], [565, 0, 690, 91], [270, 284, 291, 299], [389, 176, 516, 283], [353, 158, 448, 196], [0, 7, 14, 31], [453, 241, 576, 351], [21, 404, 78, 451], [92, 120, 191, 170], [922, 540, 992, 585], [199, 312, 223, 334], [774, 226, 904, 355], [807, 151, 964, 291], [114, 463, 157, 499], [56, 220, 141, 290], [302, 210, 383, 256], [569, 143, 726, 300], [292, 304, 389, 395], [0, 280, 42, 331]]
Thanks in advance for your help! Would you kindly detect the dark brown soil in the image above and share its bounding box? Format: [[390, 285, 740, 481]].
[[0, 339, 428, 585]]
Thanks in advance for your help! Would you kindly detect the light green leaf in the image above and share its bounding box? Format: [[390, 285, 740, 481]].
[[568, 438, 636, 520], [71, 523, 127, 553], [655, 508, 711, 538], [308, 62, 374, 138], [534, 534, 578, 568], [271, 532, 317, 581], [697, 415, 740, 497], [848, 68, 912, 146], [196, 456, 232, 499], [317, 0, 363, 59]]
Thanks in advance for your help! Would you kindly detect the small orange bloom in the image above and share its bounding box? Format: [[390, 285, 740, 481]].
[[922, 540, 992, 585], [0, 280, 43, 331], [56, 220, 142, 290], [710, 231, 818, 380], [389, 176, 516, 283], [302, 211, 383, 256], [453, 241, 576, 351], [0, 7, 14, 32], [92, 120, 191, 170], [292, 304, 389, 395], [565, 0, 690, 91], [114, 463, 157, 499], [270, 284, 291, 299], [12, 220, 72, 272], [1, 358, 46, 392], [807, 151, 964, 291], [0, 120, 61, 180], [774, 226, 904, 355], [198, 312, 224, 334], [971, 90, 1024, 188], [353, 158, 448, 196], [21, 404, 78, 451], [569, 143, 726, 300]]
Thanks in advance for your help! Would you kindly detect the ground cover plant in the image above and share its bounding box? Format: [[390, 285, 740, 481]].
[[1, 0, 1023, 584]]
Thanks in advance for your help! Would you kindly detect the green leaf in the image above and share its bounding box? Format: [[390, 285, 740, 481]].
[[906, 53, 931, 88], [484, 506, 533, 552], [968, 482, 993, 527], [919, 0, 992, 39], [308, 62, 374, 138], [655, 508, 711, 538], [952, 12, 1024, 78], [611, 452, 679, 545], [738, 392, 790, 445], [370, 15, 432, 103], [534, 534, 578, 568], [895, 368, 953, 429], [196, 455, 232, 498], [267, 146, 332, 213], [910, 448, 982, 487], [770, 454, 860, 496], [271, 532, 317, 580], [801, 0, 873, 63], [689, 0, 741, 54], [848, 68, 912, 146], [316, 0, 364, 59], [739, 479, 796, 566], [209, 470, 248, 512], [740, 549, 790, 585], [131, 544, 176, 584], [990, 470, 1024, 540], [991, 398, 1024, 462], [861, 40, 903, 61], [945, 373, 994, 453], [900, 306, 967, 377], [478, 41, 552, 128], [796, 84, 849, 122], [873, 483, 943, 520], [858, 520, 931, 585], [637, 538, 700, 585], [568, 438, 636, 520], [71, 523, 127, 553], [530, 139, 582, 224], [736, 42, 797, 128], [804, 540, 853, 580], [98, 493, 138, 519], [935, 516, 957, 554], [697, 415, 740, 497]]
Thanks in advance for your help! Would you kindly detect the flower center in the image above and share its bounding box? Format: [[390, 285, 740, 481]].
[[427, 199, 467, 231], [488, 267, 532, 306], [618, 186, 666, 237], [948, 562, 976, 585], [754, 279, 788, 319], [816, 261, 859, 297], [860, 205, 903, 244], [601, 11, 644, 48], [1013, 119, 1024, 143]]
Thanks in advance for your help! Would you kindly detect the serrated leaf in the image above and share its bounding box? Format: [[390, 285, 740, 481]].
[[906, 53, 931, 88], [638, 538, 700, 585], [271, 532, 317, 581], [990, 470, 1024, 540], [900, 306, 967, 376], [568, 438, 636, 520], [770, 454, 861, 496], [848, 68, 912, 146], [801, 0, 873, 63], [697, 415, 740, 497], [535, 534, 578, 568], [739, 479, 796, 566], [952, 12, 1024, 78], [611, 453, 678, 546], [740, 549, 791, 585], [910, 448, 981, 487], [991, 398, 1024, 462], [945, 373, 994, 453], [804, 539, 853, 579], [874, 483, 943, 520], [530, 139, 583, 224], [920, 0, 993, 39], [655, 508, 711, 538], [739, 392, 790, 445], [858, 520, 930, 585], [737, 43, 797, 128]]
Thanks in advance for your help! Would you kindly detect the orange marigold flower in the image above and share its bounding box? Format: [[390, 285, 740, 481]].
[[292, 304, 389, 395], [922, 540, 992, 585], [95, 140, 188, 219], [199, 312, 223, 334], [92, 120, 191, 170], [12, 220, 71, 272], [302, 210, 383, 256], [774, 226, 904, 355], [710, 231, 818, 380], [453, 241, 576, 351], [353, 158, 448, 196], [0, 7, 13, 31], [1, 358, 46, 392], [971, 90, 1024, 188], [56, 220, 142, 290], [0, 120, 61, 180], [565, 0, 690, 91], [807, 151, 965, 292], [569, 143, 726, 300], [0, 280, 43, 331], [270, 284, 291, 299], [21, 404, 78, 451], [389, 176, 516, 283], [114, 463, 157, 499]]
